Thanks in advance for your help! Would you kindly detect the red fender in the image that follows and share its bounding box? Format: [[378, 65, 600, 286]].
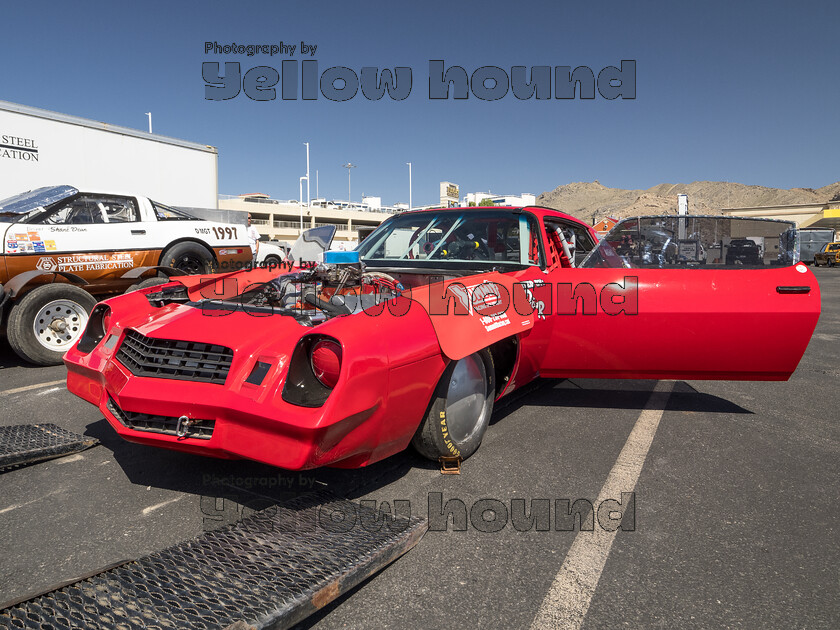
[[407, 272, 535, 360]]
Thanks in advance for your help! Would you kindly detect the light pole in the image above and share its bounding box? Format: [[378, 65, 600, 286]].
[[299, 176, 307, 230], [342, 163, 356, 206], [145, 112, 152, 133], [406, 162, 412, 210], [304, 142, 310, 209]]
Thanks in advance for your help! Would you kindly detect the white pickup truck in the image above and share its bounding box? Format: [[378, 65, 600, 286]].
[[0, 185, 251, 365]]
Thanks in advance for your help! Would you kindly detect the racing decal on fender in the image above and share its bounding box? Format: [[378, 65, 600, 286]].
[[35, 257, 57, 272], [420, 272, 533, 361], [447, 281, 512, 332], [35, 252, 135, 272], [518, 279, 548, 320]]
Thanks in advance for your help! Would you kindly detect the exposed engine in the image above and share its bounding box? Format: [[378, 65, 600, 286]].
[[199, 253, 405, 326]]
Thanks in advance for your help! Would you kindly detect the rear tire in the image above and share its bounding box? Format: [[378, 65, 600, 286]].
[[160, 242, 215, 275], [263, 254, 283, 267], [411, 349, 495, 461], [7, 284, 97, 365]]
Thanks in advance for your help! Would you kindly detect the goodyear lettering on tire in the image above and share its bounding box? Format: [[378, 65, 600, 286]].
[[439, 411, 461, 457]]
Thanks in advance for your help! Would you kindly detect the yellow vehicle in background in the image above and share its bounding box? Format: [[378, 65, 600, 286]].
[[813, 242, 840, 267]]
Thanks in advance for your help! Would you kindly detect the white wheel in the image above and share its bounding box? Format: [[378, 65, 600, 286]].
[[33, 299, 89, 351], [7, 284, 97, 365]]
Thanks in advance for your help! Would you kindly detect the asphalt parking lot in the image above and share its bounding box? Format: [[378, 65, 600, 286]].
[[0, 268, 838, 629]]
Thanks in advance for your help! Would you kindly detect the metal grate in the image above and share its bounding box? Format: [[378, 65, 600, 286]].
[[116, 329, 234, 384], [0, 424, 98, 470], [0, 490, 427, 629], [107, 396, 215, 439]]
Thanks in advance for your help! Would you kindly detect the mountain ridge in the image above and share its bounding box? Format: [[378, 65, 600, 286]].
[[536, 180, 840, 222]]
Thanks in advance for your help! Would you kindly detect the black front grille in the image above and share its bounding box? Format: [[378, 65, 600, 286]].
[[116, 329, 233, 384], [107, 396, 215, 439]]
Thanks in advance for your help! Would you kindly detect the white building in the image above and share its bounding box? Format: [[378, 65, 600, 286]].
[[461, 192, 537, 206], [218, 194, 397, 245], [0, 100, 218, 208]]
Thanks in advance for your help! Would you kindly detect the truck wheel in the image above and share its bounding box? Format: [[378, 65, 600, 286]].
[[125, 277, 170, 293], [263, 254, 283, 268], [161, 242, 214, 275], [7, 284, 97, 366], [813, 260, 819, 267], [411, 349, 495, 462]]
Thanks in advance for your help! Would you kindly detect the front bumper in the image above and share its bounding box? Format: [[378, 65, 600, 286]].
[[66, 352, 338, 469], [64, 326, 442, 470], [63, 285, 447, 470]]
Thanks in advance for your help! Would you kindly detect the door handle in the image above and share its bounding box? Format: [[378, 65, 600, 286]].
[[131, 229, 146, 235], [776, 286, 811, 294]]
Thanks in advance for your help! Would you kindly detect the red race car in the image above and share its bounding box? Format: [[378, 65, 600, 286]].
[[63, 208, 820, 469]]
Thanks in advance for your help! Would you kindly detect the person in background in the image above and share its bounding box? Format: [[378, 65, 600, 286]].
[[246, 214, 260, 262]]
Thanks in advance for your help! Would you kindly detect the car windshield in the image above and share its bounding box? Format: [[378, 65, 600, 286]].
[[0, 185, 78, 223], [357, 209, 540, 268]]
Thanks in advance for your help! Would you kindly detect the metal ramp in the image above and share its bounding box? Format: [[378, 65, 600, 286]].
[[0, 490, 427, 629], [0, 423, 98, 470]]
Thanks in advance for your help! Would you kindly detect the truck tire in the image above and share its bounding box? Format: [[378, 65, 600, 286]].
[[263, 254, 283, 268], [7, 284, 97, 366], [161, 242, 215, 275], [125, 277, 170, 293], [411, 349, 495, 462]]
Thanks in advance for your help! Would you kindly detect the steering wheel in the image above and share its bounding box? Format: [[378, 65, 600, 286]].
[[471, 239, 492, 260], [449, 238, 492, 260]]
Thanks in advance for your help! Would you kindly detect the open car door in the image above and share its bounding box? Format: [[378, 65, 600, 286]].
[[536, 216, 820, 381]]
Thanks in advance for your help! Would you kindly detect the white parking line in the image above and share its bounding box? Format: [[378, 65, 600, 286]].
[[0, 380, 66, 397], [35, 386, 63, 396], [141, 496, 184, 516], [55, 454, 85, 464], [530, 380, 674, 630], [0, 491, 61, 515]]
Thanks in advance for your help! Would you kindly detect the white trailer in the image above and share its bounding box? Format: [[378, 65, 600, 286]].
[[0, 100, 218, 208]]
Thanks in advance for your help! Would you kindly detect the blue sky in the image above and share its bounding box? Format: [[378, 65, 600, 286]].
[[3, 0, 838, 206]]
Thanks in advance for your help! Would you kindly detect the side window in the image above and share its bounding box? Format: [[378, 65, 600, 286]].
[[34, 196, 138, 225], [152, 201, 197, 220], [582, 217, 799, 269], [544, 219, 596, 268], [96, 197, 138, 223]]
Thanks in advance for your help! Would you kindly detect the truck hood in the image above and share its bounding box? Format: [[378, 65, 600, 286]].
[[0, 185, 78, 221]]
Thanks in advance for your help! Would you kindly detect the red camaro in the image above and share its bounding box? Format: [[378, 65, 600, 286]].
[[63, 207, 820, 469]]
